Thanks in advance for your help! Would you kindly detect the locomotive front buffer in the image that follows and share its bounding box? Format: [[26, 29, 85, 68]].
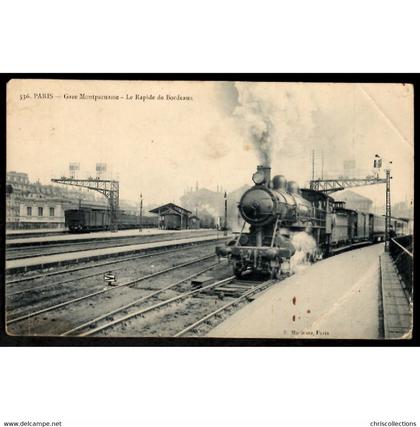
[[216, 235, 296, 279]]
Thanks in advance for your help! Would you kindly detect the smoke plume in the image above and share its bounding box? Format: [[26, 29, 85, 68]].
[[233, 84, 274, 166], [228, 82, 379, 186]]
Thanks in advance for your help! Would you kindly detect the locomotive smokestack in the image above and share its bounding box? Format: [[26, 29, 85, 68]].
[[257, 165, 271, 185]]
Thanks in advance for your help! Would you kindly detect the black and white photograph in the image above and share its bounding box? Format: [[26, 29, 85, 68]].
[[5, 79, 414, 340], [1, 1, 420, 425]]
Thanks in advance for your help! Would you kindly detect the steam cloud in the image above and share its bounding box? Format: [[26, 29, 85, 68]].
[[233, 84, 274, 167], [231, 82, 317, 174], [290, 231, 317, 274], [228, 82, 376, 185]]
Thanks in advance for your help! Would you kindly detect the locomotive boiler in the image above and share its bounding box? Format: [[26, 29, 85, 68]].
[[217, 165, 315, 279]]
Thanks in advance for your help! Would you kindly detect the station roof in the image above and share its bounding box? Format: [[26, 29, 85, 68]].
[[149, 203, 192, 216]]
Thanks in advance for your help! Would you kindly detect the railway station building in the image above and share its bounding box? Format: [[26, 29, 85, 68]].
[[149, 203, 196, 230]]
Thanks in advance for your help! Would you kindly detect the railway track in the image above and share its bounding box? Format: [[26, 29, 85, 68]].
[[68, 275, 277, 338], [60, 266, 226, 336], [6, 241, 218, 297], [173, 279, 275, 337], [6, 234, 280, 338], [7, 257, 280, 338], [6, 231, 219, 260], [6, 253, 218, 327], [65, 275, 237, 337]]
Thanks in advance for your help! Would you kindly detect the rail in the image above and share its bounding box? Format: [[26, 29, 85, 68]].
[[174, 279, 275, 337], [7, 254, 216, 325], [389, 235, 413, 300]]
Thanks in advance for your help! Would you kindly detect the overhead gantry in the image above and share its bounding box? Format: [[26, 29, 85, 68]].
[[51, 177, 120, 231]]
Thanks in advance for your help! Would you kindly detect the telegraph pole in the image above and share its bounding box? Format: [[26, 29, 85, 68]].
[[139, 193, 143, 232], [224, 191, 228, 236], [385, 167, 392, 252], [374, 154, 392, 252]]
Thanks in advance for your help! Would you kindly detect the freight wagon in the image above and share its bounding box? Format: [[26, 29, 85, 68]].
[[65, 207, 159, 232]]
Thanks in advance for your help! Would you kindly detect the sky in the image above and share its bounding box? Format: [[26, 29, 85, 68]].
[[7, 80, 414, 208]]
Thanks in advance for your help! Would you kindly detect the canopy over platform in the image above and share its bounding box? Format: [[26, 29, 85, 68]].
[[149, 203, 193, 230], [149, 203, 192, 216]]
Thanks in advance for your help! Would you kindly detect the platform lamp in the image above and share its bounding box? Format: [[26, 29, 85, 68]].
[[374, 154, 392, 252], [139, 193, 143, 232]]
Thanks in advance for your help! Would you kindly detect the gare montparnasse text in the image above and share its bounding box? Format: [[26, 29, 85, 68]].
[[62, 93, 193, 101]]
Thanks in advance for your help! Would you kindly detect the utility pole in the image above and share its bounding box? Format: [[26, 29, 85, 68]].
[[224, 191, 228, 236], [139, 193, 143, 232], [385, 167, 392, 252], [374, 154, 392, 252]]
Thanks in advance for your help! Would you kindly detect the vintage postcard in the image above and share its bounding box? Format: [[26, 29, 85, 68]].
[[5, 79, 414, 340]]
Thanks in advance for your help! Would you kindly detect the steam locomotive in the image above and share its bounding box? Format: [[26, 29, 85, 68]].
[[216, 165, 408, 279]]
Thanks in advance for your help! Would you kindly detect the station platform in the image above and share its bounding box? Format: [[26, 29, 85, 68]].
[[6, 234, 229, 275], [6, 228, 67, 236], [380, 252, 412, 339], [6, 228, 219, 247], [6, 228, 68, 239], [208, 244, 387, 340]]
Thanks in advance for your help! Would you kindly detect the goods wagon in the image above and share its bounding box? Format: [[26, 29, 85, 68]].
[[65, 207, 158, 232]]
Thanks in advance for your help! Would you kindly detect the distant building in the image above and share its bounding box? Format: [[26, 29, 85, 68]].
[[6, 171, 107, 229], [180, 184, 253, 232], [333, 190, 373, 212], [392, 200, 414, 220], [9, 197, 66, 229], [7, 171, 30, 187], [180, 187, 224, 227]]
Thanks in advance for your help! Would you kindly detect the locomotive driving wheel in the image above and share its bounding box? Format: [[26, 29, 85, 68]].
[[232, 261, 243, 279]]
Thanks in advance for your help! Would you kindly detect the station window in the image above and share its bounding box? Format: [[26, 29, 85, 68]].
[[27, 206, 32, 216], [49, 207, 55, 217], [38, 207, 43, 216]]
